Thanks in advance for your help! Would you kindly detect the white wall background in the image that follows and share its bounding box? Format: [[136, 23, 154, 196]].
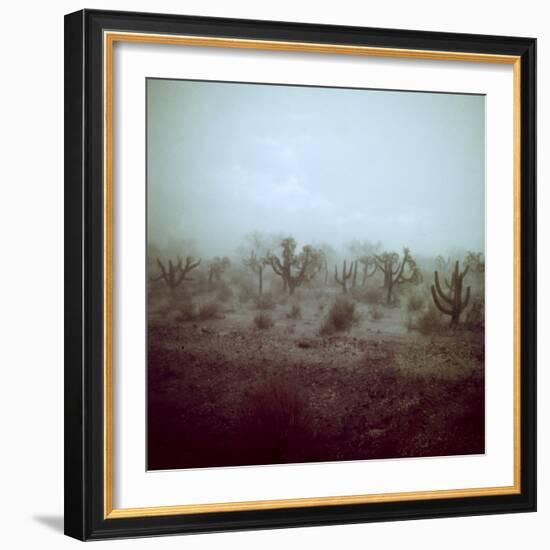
[[0, 1, 546, 548]]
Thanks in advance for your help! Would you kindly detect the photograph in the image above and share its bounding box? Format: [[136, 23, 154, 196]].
[[146, 78, 486, 471]]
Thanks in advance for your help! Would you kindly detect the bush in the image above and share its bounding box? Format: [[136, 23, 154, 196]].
[[406, 292, 425, 313], [236, 376, 314, 464], [255, 292, 276, 310], [287, 303, 302, 320], [196, 301, 225, 320], [320, 297, 359, 335], [253, 312, 274, 329], [416, 305, 445, 335], [368, 305, 384, 321], [351, 286, 384, 305], [465, 300, 485, 331], [173, 295, 195, 322], [216, 283, 234, 303], [236, 278, 256, 303]]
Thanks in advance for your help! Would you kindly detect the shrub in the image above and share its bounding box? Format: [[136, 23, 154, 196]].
[[406, 292, 425, 313], [416, 305, 445, 335], [216, 283, 234, 303], [351, 286, 384, 305], [236, 278, 256, 303], [368, 305, 384, 321], [253, 312, 274, 329], [255, 292, 276, 310], [196, 301, 225, 320], [287, 303, 302, 320], [236, 376, 314, 464], [173, 295, 195, 322], [320, 297, 359, 335], [465, 300, 485, 331]]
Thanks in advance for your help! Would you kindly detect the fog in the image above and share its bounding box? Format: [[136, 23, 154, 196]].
[[147, 78, 484, 258]]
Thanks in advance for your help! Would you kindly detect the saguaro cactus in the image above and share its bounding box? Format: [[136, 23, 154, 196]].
[[334, 260, 353, 293], [243, 250, 267, 295], [374, 248, 420, 305], [267, 238, 322, 294], [431, 260, 471, 325], [151, 256, 201, 292]]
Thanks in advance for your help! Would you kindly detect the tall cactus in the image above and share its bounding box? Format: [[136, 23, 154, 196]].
[[267, 238, 322, 295], [374, 248, 420, 305], [431, 261, 471, 325], [335, 260, 353, 293]]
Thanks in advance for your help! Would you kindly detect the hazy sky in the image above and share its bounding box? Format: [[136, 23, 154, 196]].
[[147, 78, 485, 257]]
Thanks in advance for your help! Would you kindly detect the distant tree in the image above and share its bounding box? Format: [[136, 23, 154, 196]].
[[374, 247, 421, 305], [243, 250, 268, 296], [346, 239, 382, 258], [358, 255, 378, 286], [266, 237, 323, 294], [208, 257, 231, 284], [334, 260, 353, 293], [464, 251, 485, 274], [151, 256, 201, 292], [435, 255, 451, 273], [314, 242, 337, 286]]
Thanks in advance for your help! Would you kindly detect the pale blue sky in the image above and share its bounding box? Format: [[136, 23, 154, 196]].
[[147, 78, 485, 257]]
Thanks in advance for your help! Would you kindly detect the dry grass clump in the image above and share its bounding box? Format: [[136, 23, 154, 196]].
[[415, 305, 445, 335], [368, 305, 384, 321], [196, 301, 225, 320], [173, 295, 195, 322], [465, 300, 485, 331], [236, 376, 314, 464], [351, 286, 384, 305], [406, 292, 425, 313], [253, 312, 274, 330], [255, 292, 276, 310], [320, 297, 360, 335], [216, 283, 234, 303], [286, 303, 302, 320]]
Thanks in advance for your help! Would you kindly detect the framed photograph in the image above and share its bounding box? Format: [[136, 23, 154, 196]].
[[64, 9, 536, 541]]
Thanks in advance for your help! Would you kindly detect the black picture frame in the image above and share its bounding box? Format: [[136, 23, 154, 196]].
[[64, 8, 536, 541]]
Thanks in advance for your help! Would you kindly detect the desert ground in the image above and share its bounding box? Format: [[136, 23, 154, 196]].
[[147, 260, 485, 470]]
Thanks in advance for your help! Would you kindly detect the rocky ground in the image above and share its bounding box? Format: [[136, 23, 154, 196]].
[[147, 290, 485, 470]]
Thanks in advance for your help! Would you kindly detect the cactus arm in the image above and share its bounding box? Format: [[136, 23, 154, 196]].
[[365, 262, 377, 277], [267, 255, 284, 276], [156, 258, 167, 277], [434, 271, 454, 305], [431, 285, 453, 315], [374, 255, 386, 272], [179, 257, 201, 283]]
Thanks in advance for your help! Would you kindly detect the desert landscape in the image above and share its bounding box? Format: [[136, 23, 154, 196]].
[[147, 239, 485, 470], [146, 78, 485, 470]]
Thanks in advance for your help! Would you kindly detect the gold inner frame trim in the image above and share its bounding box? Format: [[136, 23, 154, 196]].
[[103, 30, 522, 520]]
